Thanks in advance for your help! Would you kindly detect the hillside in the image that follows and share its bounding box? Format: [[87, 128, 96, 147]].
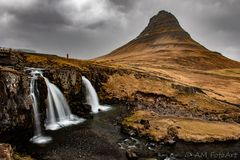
[[96, 10, 240, 105]]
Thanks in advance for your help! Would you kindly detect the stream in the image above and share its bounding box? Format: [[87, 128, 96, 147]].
[[3, 105, 240, 160]]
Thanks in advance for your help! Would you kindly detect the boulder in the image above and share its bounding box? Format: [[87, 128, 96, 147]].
[[126, 149, 138, 160], [0, 143, 13, 160]]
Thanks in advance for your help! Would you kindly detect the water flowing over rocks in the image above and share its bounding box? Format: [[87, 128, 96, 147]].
[[0, 53, 90, 136], [42, 69, 89, 116]]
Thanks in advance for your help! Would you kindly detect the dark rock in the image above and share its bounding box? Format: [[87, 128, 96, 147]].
[[0, 80, 7, 105], [172, 84, 205, 94], [165, 139, 176, 145], [126, 149, 138, 160], [165, 126, 177, 145], [0, 51, 25, 69], [0, 143, 13, 160], [70, 102, 92, 119], [121, 126, 137, 136], [0, 67, 32, 135], [44, 69, 82, 99], [138, 10, 191, 40], [36, 76, 48, 101], [33, 76, 48, 126], [140, 119, 150, 129], [146, 142, 156, 148], [82, 103, 92, 112], [0, 51, 15, 66]]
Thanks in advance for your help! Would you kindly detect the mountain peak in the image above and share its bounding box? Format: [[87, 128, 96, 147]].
[[155, 10, 178, 23], [138, 10, 190, 39]]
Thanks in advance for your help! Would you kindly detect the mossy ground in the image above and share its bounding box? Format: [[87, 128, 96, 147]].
[[122, 110, 240, 143]]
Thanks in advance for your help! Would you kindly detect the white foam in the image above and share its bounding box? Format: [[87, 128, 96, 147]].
[[45, 115, 85, 131], [30, 135, 52, 144]]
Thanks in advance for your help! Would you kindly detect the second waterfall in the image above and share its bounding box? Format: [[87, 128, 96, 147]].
[[82, 76, 110, 113]]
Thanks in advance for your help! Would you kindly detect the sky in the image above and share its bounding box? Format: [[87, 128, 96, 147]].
[[0, 0, 239, 61]]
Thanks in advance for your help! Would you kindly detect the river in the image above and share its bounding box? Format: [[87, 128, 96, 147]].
[[4, 105, 240, 160]]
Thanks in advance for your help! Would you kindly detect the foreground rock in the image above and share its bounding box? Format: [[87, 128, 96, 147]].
[[122, 110, 240, 143], [0, 143, 13, 160], [0, 143, 33, 160]]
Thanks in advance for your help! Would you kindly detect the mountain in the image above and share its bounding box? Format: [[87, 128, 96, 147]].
[[93, 11, 240, 142], [96, 11, 240, 70], [96, 10, 240, 105]]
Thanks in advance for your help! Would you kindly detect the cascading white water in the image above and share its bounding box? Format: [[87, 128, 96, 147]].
[[44, 78, 85, 130], [29, 70, 52, 144], [42, 74, 85, 131], [28, 68, 85, 144], [82, 76, 110, 113]]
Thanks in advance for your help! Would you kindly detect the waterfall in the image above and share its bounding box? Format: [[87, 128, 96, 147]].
[[29, 70, 52, 144], [82, 76, 110, 113], [28, 68, 85, 143], [44, 76, 85, 131]]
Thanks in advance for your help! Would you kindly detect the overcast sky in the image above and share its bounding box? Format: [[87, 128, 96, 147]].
[[0, 0, 239, 61]]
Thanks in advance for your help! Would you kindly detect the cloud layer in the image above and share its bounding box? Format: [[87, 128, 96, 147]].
[[0, 0, 239, 61]]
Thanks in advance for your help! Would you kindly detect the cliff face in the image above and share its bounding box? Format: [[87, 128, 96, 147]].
[[0, 67, 32, 134]]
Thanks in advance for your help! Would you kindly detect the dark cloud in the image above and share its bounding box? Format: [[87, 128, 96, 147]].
[[2, 1, 70, 31], [0, 0, 239, 61], [13, 7, 69, 31], [109, 0, 138, 12]]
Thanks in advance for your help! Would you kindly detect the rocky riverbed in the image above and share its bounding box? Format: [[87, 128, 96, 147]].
[[1, 105, 240, 160]]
